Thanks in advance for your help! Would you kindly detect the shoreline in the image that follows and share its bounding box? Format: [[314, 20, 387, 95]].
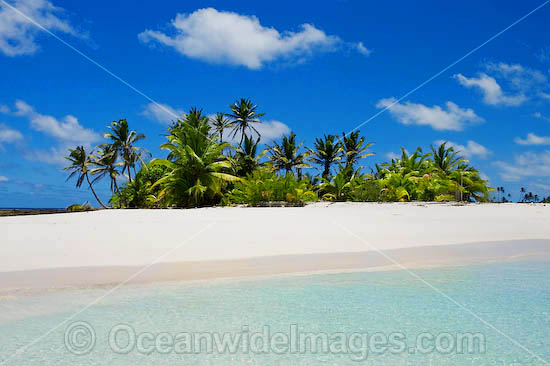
[[2, 202, 549, 292], [2, 239, 549, 294]]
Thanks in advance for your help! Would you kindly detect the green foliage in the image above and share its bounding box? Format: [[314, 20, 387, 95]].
[[210, 112, 233, 143], [266, 132, 311, 177], [152, 108, 240, 207], [66, 203, 94, 212], [233, 135, 263, 176], [63, 146, 108, 209], [340, 131, 375, 168], [65, 99, 498, 208], [375, 144, 491, 202], [110, 164, 169, 208], [104, 119, 149, 182], [227, 169, 318, 206], [226, 98, 265, 146], [307, 134, 343, 179]]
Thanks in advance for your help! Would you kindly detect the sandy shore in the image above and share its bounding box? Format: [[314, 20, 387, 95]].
[[1, 202, 549, 290]]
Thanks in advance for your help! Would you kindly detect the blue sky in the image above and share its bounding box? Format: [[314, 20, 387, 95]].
[[0, 0, 549, 207]]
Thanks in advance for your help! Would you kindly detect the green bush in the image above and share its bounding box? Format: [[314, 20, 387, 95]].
[[227, 169, 318, 206]]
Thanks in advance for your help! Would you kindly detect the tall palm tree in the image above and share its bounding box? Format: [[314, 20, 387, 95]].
[[104, 119, 147, 182], [225, 98, 265, 146], [307, 134, 343, 179], [210, 113, 233, 142], [340, 131, 375, 168], [64, 146, 108, 208], [90, 145, 121, 193], [267, 132, 311, 178], [153, 110, 239, 207]]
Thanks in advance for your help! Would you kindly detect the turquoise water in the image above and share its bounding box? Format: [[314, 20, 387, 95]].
[[1, 260, 550, 365]]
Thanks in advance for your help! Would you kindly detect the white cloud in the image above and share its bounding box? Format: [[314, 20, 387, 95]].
[[0, 0, 82, 56], [0, 123, 23, 143], [434, 140, 491, 159], [222, 120, 291, 144], [495, 150, 550, 182], [253, 120, 291, 141], [23, 145, 68, 165], [356, 42, 371, 56], [453, 73, 526, 106], [138, 8, 363, 69], [485, 62, 547, 90], [13, 100, 100, 144], [0, 175, 8, 182], [142, 102, 185, 124], [454, 62, 549, 106], [514, 133, 550, 146], [376, 98, 482, 131], [7, 100, 100, 165]]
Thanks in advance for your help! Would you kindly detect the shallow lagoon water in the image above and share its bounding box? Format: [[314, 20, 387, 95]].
[[1, 260, 550, 365]]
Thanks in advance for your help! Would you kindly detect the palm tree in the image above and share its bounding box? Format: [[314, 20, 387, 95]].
[[430, 142, 466, 174], [340, 131, 375, 168], [225, 98, 265, 146], [153, 109, 239, 207], [64, 146, 108, 208], [210, 113, 233, 142], [267, 132, 311, 178], [307, 134, 343, 179], [104, 119, 147, 182], [90, 145, 121, 193], [234, 135, 263, 176]]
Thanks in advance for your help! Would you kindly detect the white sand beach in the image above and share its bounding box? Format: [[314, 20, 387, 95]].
[[1, 202, 550, 290]]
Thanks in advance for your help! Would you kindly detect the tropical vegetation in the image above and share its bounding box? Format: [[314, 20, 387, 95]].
[[64, 98, 514, 209]]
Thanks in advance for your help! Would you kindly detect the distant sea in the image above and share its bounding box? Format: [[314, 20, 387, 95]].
[[1, 260, 549, 365]]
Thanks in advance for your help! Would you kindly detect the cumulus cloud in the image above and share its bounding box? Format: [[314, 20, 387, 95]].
[[23, 145, 68, 165], [12, 100, 100, 144], [376, 98, 482, 131], [6, 100, 100, 165], [485, 62, 547, 90], [252, 120, 291, 141], [138, 8, 366, 69], [0, 175, 8, 182], [142, 102, 185, 124], [0, 0, 83, 56], [0, 123, 23, 143], [495, 150, 550, 182], [454, 62, 549, 106], [514, 133, 550, 146], [453, 73, 526, 106], [434, 140, 491, 159]]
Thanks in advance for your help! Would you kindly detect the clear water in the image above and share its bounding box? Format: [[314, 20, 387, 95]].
[[1, 260, 550, 365]]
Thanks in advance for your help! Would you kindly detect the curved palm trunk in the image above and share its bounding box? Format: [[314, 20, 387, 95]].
[[85, 172, 108, 209]]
